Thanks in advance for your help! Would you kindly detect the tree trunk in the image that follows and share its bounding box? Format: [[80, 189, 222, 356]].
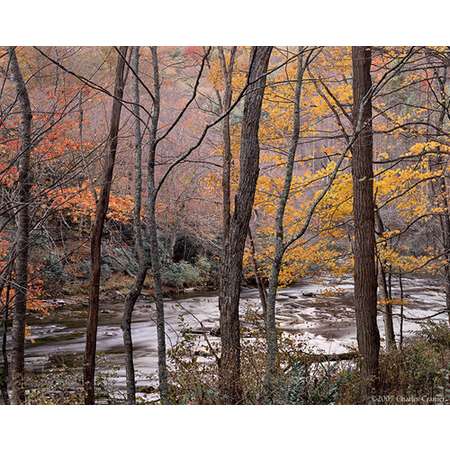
[[121, 266, 147, 404], [144, 47, 169, 403], [351, 46, 380, 396], [428, 60, 450, 325], [8, 47, 33, 405], [218, 47, 237, 355], [375, 209, 396, 350], [84, 46, 128, 404], [146, 198, 168, 402], [433, 153, 450, 326], [399, 271, 404, 350], [219, 46, 272, 404], [247, 227, 267, 317], [427, 145, 450, 325], [444, 255, 450, 326], [1, 279, 11, 405], [378, 261, 396, 350], [218, 47, 236, 254], [264, 50, 305, 399], [121, 47, 148, 404]]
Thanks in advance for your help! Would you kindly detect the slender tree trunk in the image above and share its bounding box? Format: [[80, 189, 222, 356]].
[[444, 255, 450, 326], [426, 84, 450, 324], [144, 47, 169, 403], [83, 46, 128, 404], [433, 152, 450, 325], [147, 198, 168, 402], [169, 230, 177, 261], [264, 50, 305, 399], [217, 46, 237, 359], [247, 227, 267, 316], [351, 46, 380, 396], [375, 209, 396, 350], [121, 47, 148, 404], [378, 262, 396, 350], [428, 142, 450, 325], [8, 47, 32, 405], [1, 280, 11, 404], [399, 271, 404, 350], [219, 46, 272, 404], [429, 62, 450, 325], [121, 266, 146, 404], [442, 53, 450, 328], [218, 47, 236, 255]]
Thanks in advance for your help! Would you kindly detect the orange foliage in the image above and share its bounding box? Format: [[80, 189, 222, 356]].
[[0, 234, 48, 314], [49, 182, 134, 224]]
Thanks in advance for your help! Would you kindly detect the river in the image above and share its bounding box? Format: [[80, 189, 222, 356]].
[[23, 275, 448, 398]]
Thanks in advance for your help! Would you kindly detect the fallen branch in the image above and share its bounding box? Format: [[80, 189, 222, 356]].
[[299, 351, 359, 364]]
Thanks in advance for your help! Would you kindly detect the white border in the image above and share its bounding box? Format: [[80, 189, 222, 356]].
[[0, 405, 448, 449], [1, 0, 449, 45], [1, 1, 449, 448]]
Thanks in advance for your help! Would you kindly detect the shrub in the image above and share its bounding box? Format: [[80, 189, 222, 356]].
[[161, 256, 215, 290], [167, 306, 355, 404], [25, 355, 122, 405], [416, 321, 450, 350], [162, 261, 201, 289], [40, 253, 67, 296], [167, 310, 450, 405]]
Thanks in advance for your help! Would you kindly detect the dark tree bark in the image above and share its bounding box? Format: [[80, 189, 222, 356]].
[[1, 278, 11, 405], [121, 46, 148, 404], [8, 47, 32, 405], [351, 46, 380, 395], [83, 46, 128, 404], [219, 46, 272, 404]]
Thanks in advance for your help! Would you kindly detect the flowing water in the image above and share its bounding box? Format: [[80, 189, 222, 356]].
[[24, 276, 448, 396]]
